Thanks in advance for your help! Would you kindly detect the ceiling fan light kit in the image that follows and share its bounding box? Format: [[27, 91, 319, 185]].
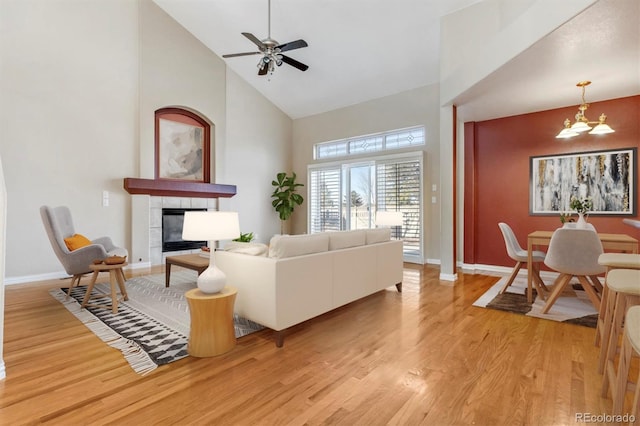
[[555, 81, 615, 139], [222, 0, 308, 77]]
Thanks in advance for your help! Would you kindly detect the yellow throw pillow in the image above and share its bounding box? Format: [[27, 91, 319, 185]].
[[64, 233, 92, 251]]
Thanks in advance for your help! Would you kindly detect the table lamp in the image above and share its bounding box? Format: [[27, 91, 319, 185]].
[[375, 211, 403, 239], [182, 211, 240, 293]]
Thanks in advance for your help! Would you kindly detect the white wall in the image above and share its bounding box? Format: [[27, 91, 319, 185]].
[[292, 84, 441, 262], [0, 154, 7, 379], [439, 0, 596, 105], [221, 70, 292, 243], [0, 0, 139, 280], [0, 0, 291, 280]]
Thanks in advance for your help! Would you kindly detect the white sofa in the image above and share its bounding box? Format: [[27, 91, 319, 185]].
[[215, 229, 404, 346]]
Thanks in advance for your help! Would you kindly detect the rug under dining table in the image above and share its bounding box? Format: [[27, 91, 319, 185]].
[[473, 275, 598, 328]]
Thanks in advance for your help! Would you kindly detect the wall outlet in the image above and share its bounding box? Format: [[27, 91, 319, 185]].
[[102, 190, 109, 207]]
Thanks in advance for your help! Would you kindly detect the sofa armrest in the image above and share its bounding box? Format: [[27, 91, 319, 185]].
[[214, 251, 279, 329]]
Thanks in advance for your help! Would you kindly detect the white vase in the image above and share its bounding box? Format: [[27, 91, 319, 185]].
[[576, 212, 587, 229]]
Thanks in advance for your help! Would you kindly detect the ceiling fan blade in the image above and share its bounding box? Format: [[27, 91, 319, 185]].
[[242, 32, 266, 50], [280, 55, 309, 72], [277, 39, 308, 53], [258, 60, 269, 76], [222, 52, 261, 58]]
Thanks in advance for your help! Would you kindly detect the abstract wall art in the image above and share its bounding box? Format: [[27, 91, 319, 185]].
[[530, 148, 636, 215]]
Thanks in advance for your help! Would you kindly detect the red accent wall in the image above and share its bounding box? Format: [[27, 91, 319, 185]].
[[464, 95, 640, 267]]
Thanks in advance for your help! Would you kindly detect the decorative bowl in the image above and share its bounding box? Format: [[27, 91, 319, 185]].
[[104, 255, 127, 265]]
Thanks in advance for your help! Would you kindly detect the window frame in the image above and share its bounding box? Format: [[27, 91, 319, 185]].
[[313, 126, 425, 160]]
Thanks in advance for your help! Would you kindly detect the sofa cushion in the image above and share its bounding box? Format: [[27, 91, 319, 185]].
[[365, 228, 391, 244], [225, 241, 269, 257], [328, 230, 366, 250], [269, 233, 330, 258]]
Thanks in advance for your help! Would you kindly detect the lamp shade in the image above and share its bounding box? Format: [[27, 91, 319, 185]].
[[376, 211, 403, 227], [182, 211, 240, 241], [589, 123, 615, 135], [570, 121, 591, 132], [555, 128, 578, 139]]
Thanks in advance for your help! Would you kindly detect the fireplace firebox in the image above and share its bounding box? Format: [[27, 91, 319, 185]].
[[162, 208, 207, 252]]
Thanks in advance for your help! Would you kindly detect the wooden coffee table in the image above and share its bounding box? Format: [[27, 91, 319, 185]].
[[165, 253, 209, 287]]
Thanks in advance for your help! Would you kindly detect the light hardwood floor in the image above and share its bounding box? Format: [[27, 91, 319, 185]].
[[0, 264, 628, 425]]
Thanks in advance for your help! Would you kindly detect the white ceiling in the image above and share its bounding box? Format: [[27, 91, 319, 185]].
[[153, 0, 639, 122]]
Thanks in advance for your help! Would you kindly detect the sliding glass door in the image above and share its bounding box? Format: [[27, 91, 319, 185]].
[[308, 152, 423, 263]]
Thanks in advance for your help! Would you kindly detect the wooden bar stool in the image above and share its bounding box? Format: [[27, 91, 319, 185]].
[[81, 262, 129, 314], [600, 269, 640, 390], [607, 305, 640, 417], [596, 253, 640, 348]]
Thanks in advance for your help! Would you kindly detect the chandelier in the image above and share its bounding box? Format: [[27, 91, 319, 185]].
[[555, 81, 615, 139]]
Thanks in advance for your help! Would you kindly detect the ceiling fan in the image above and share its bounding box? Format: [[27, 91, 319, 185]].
[[222, 0, 309, 76]]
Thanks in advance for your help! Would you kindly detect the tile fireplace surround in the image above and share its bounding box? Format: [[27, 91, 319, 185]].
[[147, 196, 217, 266]]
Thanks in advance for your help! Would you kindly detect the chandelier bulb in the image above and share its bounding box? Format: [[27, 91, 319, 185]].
[[557, 80, 613, 139]]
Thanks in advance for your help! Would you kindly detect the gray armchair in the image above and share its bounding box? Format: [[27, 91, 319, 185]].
[[40, 205, 128, 296]]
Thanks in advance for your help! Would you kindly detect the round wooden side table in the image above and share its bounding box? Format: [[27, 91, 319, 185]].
[[81, 262, 129, 314], [185, 286, 238, 357]]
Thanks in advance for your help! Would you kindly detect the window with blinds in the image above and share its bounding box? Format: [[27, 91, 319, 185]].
[[309, 167, 342, 233], [376, 158, 422, 258], [308, 152, 423, 262]]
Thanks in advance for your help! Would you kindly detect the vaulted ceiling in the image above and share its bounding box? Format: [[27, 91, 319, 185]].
[[154, 0, 639, 122]]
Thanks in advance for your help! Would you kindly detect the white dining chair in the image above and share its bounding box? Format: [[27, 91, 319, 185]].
[[542, 228, 606, 314], [498, 222, 548, 299]]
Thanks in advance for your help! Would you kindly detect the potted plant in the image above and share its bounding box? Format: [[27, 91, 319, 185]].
[[569, 195, 593, 228], [271, 172, 304, 234], [233, 232, 255, 243]]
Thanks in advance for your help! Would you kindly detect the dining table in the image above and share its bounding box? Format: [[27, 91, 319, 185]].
[[526, 230, 639, 303]]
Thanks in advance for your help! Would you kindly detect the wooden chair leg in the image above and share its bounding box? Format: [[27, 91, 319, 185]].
[[598, 287, 623, 374], [595, 283, 610, 347], [610, 331, 633, 414], [534, 263, 549, 292], [602, 293, 629, 397], [577, 275, 601, 312], [589, 275, 604, 293], [499, 262, 522, 294], [115, 267, 128, 301], [66, 274, 83, 299], [532, 266, 548, 301], [109, 270, 119, 314], [541, 274, 572, 314], [81, 271, 100, 308]]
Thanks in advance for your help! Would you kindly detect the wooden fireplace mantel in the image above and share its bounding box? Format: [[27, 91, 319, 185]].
[[123, 178, 236, 199]]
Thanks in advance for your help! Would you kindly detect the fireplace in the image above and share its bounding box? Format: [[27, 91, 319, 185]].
[[162, 208, 207, 252]]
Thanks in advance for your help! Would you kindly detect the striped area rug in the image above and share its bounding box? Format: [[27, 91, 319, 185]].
[[473, 275, 598, 328], [49, 270, 264, 375]]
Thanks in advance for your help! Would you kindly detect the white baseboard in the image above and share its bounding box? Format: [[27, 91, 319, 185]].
[[4, 261, 154, 286], [439, 272, 458, 281], [0, 359, 5, 380], [460, 262, 558, 281]]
